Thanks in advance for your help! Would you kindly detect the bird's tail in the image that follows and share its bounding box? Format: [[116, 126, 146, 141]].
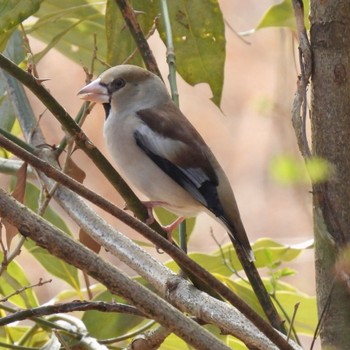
[[221, 216, 286, 332], [228, 231, 255, 262], [220, 216, 255, 262]]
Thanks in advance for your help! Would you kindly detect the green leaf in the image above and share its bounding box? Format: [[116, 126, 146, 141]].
[[269, 155, 330, 185], [256, 0, 310, 30], [0, 325, 48, 347], [224, 277, 266, 318], [274, 290, 317, 335], [105, 0, 158, 66], [0, 32, 26, 155], [252, 238, 305, 268], [0, 28, 14, 52], [54, 283, 106, 303], [154, 207, 195, 243], [158, 333, 190, 350], [305, 157, 330, 183], [32, 18, 86, 63], [0, 78, 16, 133], [3, 30, 25, 63], [27, 0, 107, 73], [166, 250, 239, 277], [166, 238, 308, 278], [25, 239, 80, 291], [23, 182, 80, 290], [106, 0, 135, 66], [0, 0, 43, 50], [158, 0, 225, 107], [23, 182, 71, 234], [225, 277, 317, 334], [82, 290, 145, 339], [269, 155, 305, 185], [271, 267, 297, 280], [0, 252, 39, 308], [226, 336, 248, 350]]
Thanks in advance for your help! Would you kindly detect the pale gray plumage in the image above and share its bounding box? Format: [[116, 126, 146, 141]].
[[78, 64, 254, 261]]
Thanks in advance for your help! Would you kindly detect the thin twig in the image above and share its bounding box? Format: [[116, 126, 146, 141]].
[[291, 0, 312, 159], [103, 320, 155, 344], [0, 300, 144, 326], [210, 230, 246, 281], [0, 279, 52, 303], [310, 280, 335, 350], [160, 0, 178, 105], [160, 0, 187, 258], [127, 325, 171, 349], [123, 15, 160, 65], [287, 303, 300, 342], [0, 236, 26, 275], [114, 0, 162, 78]]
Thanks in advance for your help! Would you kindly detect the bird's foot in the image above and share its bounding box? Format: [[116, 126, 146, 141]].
[[163, 217, 185, 240], [141, 200, 168, 225], [140, 201, 185, 242], [155, 217, 185, 253]]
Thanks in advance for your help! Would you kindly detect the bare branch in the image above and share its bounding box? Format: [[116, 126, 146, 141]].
[[0, 300, 144, 327], [114, 0, 162, 78]]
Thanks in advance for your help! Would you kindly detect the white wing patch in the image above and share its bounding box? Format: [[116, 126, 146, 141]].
[[136, 123, 188, 161]]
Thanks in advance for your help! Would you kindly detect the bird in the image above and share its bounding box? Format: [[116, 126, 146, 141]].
[[78, 64, 255, 262]]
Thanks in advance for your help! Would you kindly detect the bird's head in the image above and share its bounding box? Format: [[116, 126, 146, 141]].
[[78, 65, 169, 118]]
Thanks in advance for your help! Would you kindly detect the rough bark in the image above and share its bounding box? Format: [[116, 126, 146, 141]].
[[310, 1, 350, 348]]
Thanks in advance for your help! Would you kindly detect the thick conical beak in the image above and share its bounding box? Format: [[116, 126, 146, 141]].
[[78, 78, 109, 103]]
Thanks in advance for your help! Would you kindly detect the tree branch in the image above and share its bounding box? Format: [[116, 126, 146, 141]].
[[0, 301, 144, 327], [114, 0, 162, 78], [0, 134, 298, 350]]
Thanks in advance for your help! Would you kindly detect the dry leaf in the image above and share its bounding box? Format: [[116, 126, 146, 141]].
[[79, 228, 101, 254], [65, 158, 86, 184], [66, 158, 99, 252], [3, 162, 28, 248]]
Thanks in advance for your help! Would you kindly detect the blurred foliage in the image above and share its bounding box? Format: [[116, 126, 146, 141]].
[[0, 1, 317, 349], [82, 290, 146, 340], [157, 0, 225, 106], [270, 155, 331, 185], [23, 183, 81, 291], [0, 0, 225, 107], [256, 0, 310, 31]]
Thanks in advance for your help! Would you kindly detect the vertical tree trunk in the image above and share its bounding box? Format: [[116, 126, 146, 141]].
[[310, 1, 350, 348]]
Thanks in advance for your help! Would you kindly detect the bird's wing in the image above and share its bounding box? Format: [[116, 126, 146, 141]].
[[135, 103, 225, 216]]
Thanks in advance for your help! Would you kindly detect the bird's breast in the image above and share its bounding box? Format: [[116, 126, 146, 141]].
[[103, 113, 202, 217]]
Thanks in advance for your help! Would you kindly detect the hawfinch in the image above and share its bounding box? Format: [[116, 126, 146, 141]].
[[78, 65, 254, 262]]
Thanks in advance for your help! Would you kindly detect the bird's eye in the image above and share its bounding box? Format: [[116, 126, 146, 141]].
[[109, 78, 126, 92]]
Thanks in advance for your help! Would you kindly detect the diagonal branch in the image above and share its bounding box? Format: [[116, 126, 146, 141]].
[[114, 0, 162, 78]]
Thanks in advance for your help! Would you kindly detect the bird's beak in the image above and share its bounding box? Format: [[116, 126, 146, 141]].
[[78, 78, 109, 103]]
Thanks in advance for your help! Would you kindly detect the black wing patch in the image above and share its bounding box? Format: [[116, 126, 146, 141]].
[[134, 130, 225, 218]]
